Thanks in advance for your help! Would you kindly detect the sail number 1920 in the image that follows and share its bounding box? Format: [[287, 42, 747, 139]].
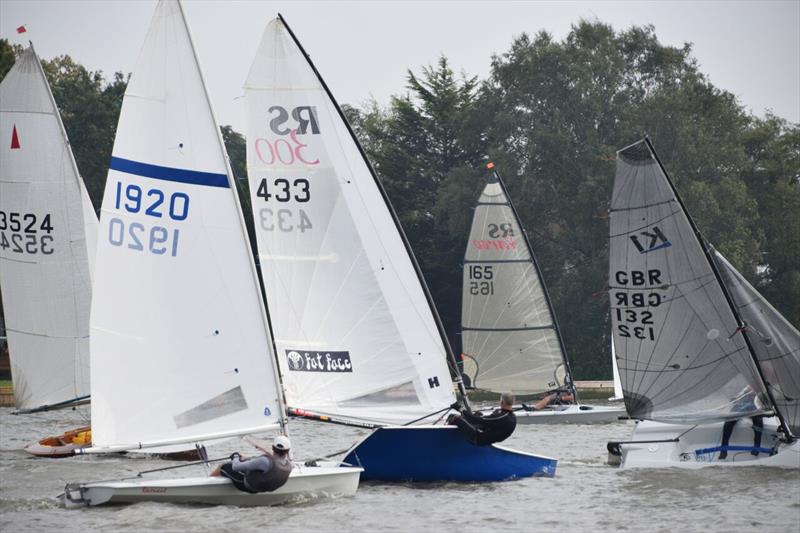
[[107, 182, 190, 257], [469, 265, 495, 295]]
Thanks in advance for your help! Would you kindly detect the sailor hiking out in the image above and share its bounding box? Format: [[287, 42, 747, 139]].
[[211, 436, 293, 493], [447, 392, 517, 446]]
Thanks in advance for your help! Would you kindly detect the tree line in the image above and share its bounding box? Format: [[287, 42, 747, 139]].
[[1, 20, 797, 379]]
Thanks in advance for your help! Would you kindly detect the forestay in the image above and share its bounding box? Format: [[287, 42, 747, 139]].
[[0, 46, 97, 411], [609, 138, 769, 424], [461, 172, 566, 394], [244, 18, 456, 425], [89, 0, 283, 452], [713, 250, 800, 437]]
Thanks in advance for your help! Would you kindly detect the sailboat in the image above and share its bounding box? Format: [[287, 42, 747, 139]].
[[461, 164, 625, 424], [609, 338, 624, 402], [607, 137, 799, 468], [61, 0, 361, 505], [0, 44, 97, 456], [243, 15, 556, 482]]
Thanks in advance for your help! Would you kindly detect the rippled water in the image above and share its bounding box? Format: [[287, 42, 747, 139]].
[[1, 405, 798, 532]]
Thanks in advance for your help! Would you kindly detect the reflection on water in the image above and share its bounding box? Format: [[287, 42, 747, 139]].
[[1, 405, 798, 532]]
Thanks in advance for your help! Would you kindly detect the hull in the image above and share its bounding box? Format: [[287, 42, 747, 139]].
[[24, 426, 92, 458], [23, 425, 201, 460], [61, 463, 362, 507], [612, 418, 800, 469], [343, 426, 557, 482], [509, 404, 626, 424]]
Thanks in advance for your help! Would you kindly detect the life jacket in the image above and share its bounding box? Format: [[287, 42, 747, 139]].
[[244, 453, 293, 493]]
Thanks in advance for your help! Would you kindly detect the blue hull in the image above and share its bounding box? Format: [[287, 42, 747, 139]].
[[342, 426, 557, 482]]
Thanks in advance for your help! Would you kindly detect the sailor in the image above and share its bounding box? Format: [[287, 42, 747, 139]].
[[522, 390, 574, 411], [210, 435, 293, 493], [447, 392, 517, 446]]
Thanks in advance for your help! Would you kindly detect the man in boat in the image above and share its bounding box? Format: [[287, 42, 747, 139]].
[[210, 435, 293, 493], [521, 390, 574, 411], [447, 392, 517, 446]]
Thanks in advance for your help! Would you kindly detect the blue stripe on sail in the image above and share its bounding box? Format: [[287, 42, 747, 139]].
[[110, 156, 230, 188]]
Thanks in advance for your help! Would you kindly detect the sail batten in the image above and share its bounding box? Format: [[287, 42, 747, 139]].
[[89, 0, 284, 451], [243, 17, 457, 426], [0, 45, 97, 411], [610, 138, 772, 424]]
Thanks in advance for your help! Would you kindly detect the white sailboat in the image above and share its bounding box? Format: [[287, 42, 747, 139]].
[[0, 44, 98, 454], [607, 138, 799, 469], [243, 15, 556, 481], [62, 0, 361, 505], [609, 338, 624, 402], [461, 165, 625, 424]]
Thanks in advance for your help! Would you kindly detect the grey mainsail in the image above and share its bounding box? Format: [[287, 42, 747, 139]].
[[713, 250, 800, 437], [609, 139, 771, 423], [461, 167, 573, 395]]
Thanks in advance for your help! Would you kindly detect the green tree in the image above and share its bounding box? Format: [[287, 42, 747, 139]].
[[42, 56, 127, 209], [0, 39, 22, 79]]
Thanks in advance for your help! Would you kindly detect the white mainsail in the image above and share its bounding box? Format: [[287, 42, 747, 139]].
[[461, 170, 568, 394], [713, 250, 800, 437], [0, 45, 97, 411], [609, 138, 770, 424], [244, 17, 457, 425], [88, 0, 284, 452]]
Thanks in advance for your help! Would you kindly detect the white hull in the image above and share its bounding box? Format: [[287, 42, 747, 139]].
[[615, 418, 800, 469], [479, 404, 626, 424], [62, 463, 362, 507]]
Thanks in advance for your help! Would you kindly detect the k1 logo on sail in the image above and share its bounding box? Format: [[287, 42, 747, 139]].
[[285, 350, 353, 372], [630, 226, 671, 253]]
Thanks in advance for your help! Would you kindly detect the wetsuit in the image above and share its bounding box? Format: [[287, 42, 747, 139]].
[[220, 452, 293, 493], [453, 408, 517, 446]]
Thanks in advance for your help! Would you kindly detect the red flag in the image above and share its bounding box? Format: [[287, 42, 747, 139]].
[[16, 25, 26, 34], [11, 125, 20, 149]]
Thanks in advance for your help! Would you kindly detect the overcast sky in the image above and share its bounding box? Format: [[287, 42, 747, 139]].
[[2, 0, 798, 133]]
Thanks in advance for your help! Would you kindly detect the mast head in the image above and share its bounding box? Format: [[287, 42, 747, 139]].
[[485, 162, 499, 183]]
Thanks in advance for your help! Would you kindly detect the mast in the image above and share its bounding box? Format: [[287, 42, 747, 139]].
[[178, 1, 289, 434], [490, 165, 579, 401], [643, 136, 791, 439], [276, 13, 469, 408]]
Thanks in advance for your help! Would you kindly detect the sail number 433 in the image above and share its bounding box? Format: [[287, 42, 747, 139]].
[[256, 178, 313, 233]]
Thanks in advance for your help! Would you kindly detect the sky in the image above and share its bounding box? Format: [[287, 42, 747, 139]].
[[2, 0, 798, 133]]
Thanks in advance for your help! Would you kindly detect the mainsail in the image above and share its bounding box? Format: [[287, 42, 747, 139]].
[[88, 0, 284, 452], [609, 138, 770, 424], [244, 17, 457, 425], [0, 46, 97, 412], [713, 250, 800, 437], [461, 168, 572, 395]]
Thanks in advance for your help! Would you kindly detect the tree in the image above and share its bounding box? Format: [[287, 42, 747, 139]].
[[41, 56, 127, 209]]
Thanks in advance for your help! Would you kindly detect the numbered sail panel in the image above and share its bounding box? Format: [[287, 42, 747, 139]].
[[462, 329, 564, 394], [713, 251, 800, 436], [0, 47, 95, 409], [243, 18, 456, 424], [463, 262, 553, 331], [609, 139, 769, 423], [90, 0, 282, 450]]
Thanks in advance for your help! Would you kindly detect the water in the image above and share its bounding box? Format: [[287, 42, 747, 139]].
[[1, 405, 798, 532]]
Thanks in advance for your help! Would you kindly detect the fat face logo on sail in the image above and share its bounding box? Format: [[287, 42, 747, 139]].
[[630, 226, 671, 254], [285, 350, 353, 372], [268, 106, 320, 135]]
